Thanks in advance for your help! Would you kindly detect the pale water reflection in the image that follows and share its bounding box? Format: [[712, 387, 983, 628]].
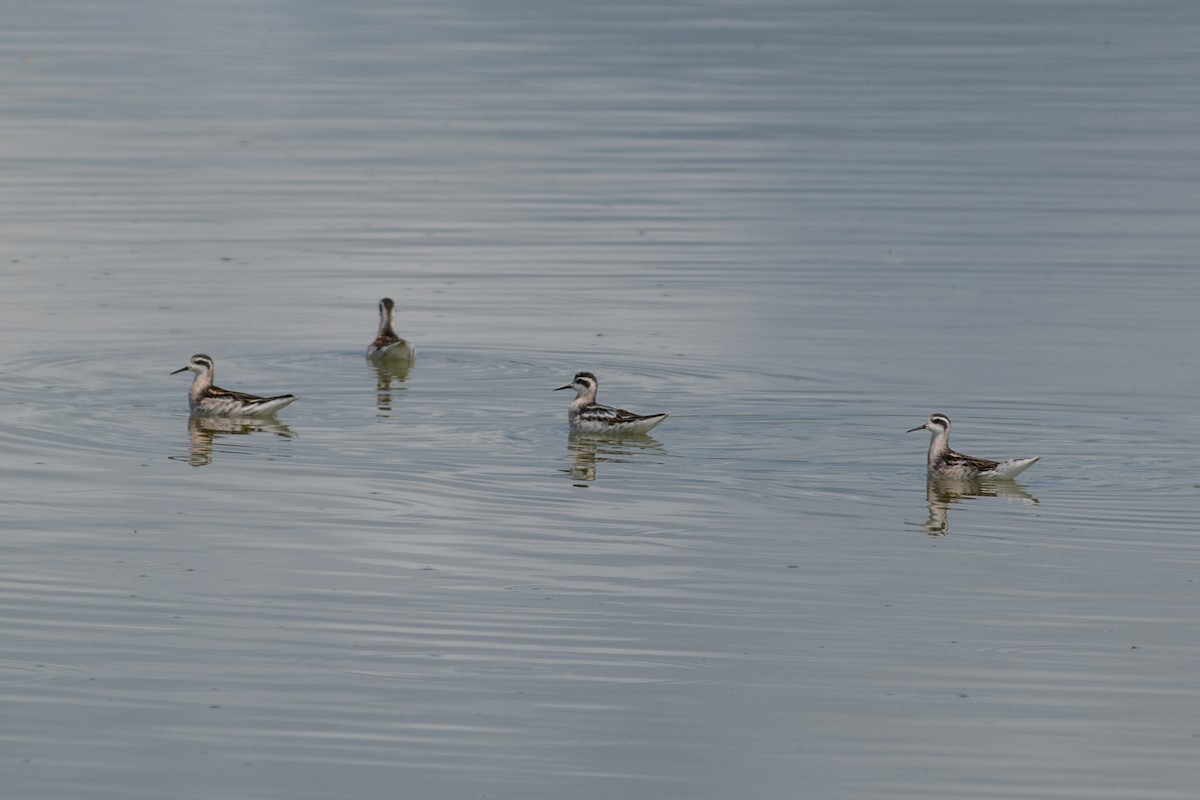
[[919, 477, 1040, 536], [172, 415, 296, 468], [563, 433, 666, 484], [370, 361, 414, 415]]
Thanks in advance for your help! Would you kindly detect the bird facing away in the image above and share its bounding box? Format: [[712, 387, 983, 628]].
[[366, 297, 415, 364], [170, 354, 296, 417], [907, 412, 1039, 479], [555, 371, 667, 435]]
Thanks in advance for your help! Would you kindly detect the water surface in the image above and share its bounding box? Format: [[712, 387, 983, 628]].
[[3, 1, 1200, 798]]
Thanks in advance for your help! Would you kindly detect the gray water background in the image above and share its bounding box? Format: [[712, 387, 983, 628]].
[[3, 1, 1200, 798]]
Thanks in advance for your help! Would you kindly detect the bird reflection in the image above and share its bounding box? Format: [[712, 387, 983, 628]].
[[919, 476, 1038, 535], [563, 433, 665, 482], [172, 415, 295, 467], [371, 361, 413, 415]]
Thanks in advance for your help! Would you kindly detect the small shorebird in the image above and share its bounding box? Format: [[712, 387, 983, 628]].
[[907, 413, 1038, 479], [366, 298, 415, 364], [555, 371, 667, 435], [171, 354, 296, 416]]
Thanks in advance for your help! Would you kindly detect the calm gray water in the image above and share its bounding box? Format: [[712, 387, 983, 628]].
[[3, 1, 1200, 798]]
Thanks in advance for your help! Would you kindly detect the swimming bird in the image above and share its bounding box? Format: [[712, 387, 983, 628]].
[[907, 412, 1038, 479], [366, 298, 415, 364], [555, 371, 667, 435], [170, 354, 296, 416]]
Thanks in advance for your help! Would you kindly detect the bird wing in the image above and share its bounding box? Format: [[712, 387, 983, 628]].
[[369, 333, 401, 350], [945, 449, 1001, 473], [580, 404, 662, 424], [210, 385, 294, 408]]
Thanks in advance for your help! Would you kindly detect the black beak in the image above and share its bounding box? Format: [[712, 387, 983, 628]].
[[170, 366, 189, 375], [906, 424, 925, 433], [554, 384, 573, 392]]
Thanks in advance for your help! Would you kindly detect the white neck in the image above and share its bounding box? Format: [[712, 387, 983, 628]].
[[927, 428, 951, 464], [570, 384, 597, 411], [378, 308, 398, 339], [189, 368, 214, 400]]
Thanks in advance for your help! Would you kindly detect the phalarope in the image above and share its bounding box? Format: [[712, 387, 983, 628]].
[[907, 413, 1039, 479], [366, 298, 415, 364], [171, 354, 296, 417], [555, 371, 667, 435]]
